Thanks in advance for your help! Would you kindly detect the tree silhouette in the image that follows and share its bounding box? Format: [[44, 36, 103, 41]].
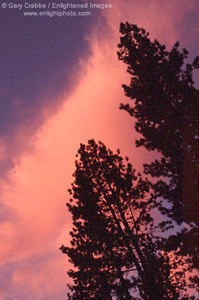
[[61, 23, 199, 299], [117, 22, 199, 225], [61, 140, 190, 300], [117, 22, 199, 286]]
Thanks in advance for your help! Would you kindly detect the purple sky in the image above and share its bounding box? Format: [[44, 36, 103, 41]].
[[0, 1, 199, 299]]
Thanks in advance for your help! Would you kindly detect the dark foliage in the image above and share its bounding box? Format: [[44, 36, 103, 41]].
[[61, 23, 199, 300], [61, 140, 191, 300], [117, 22, 199, 280], [117, 22, 199, 226]]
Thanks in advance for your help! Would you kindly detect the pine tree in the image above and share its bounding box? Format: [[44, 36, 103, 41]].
[[117, 22, 199, 292], [61, 140, 188, 300]]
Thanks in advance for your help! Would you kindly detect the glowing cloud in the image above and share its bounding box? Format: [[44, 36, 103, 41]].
[[1, 1, 199, 299]]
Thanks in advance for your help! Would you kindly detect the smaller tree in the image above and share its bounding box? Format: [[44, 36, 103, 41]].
[[61, 140, 189, 300]]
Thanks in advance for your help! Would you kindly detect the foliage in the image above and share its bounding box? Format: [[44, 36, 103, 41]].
[[117, 22, 199, 226], [61, 23, 199, 299], [117, 22, 199, 280], [60, 140, 191, 300]]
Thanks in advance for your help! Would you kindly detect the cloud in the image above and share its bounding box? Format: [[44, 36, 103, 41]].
[[0, 15, 136, 299], [1, 1, 199, 299], [0, 139, 6, 162]]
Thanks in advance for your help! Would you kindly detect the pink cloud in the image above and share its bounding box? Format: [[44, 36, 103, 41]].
[[1, 1, 199, 299], [0, 23, 138, 299]]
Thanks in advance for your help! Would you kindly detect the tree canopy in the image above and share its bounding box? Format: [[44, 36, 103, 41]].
[[117, 22, 199, 286], [61, 140, 194, 300], [117, 22, 199, 227], [61, 23, 199, 300]]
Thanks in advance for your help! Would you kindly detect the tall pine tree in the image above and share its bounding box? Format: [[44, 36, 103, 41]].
[[117, 22, 199, 291]]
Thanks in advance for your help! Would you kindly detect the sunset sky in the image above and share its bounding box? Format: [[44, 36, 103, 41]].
[[0, 1, 199, 299]]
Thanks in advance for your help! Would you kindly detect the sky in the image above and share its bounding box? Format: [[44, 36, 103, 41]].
[[0, 0, 199, 299]]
